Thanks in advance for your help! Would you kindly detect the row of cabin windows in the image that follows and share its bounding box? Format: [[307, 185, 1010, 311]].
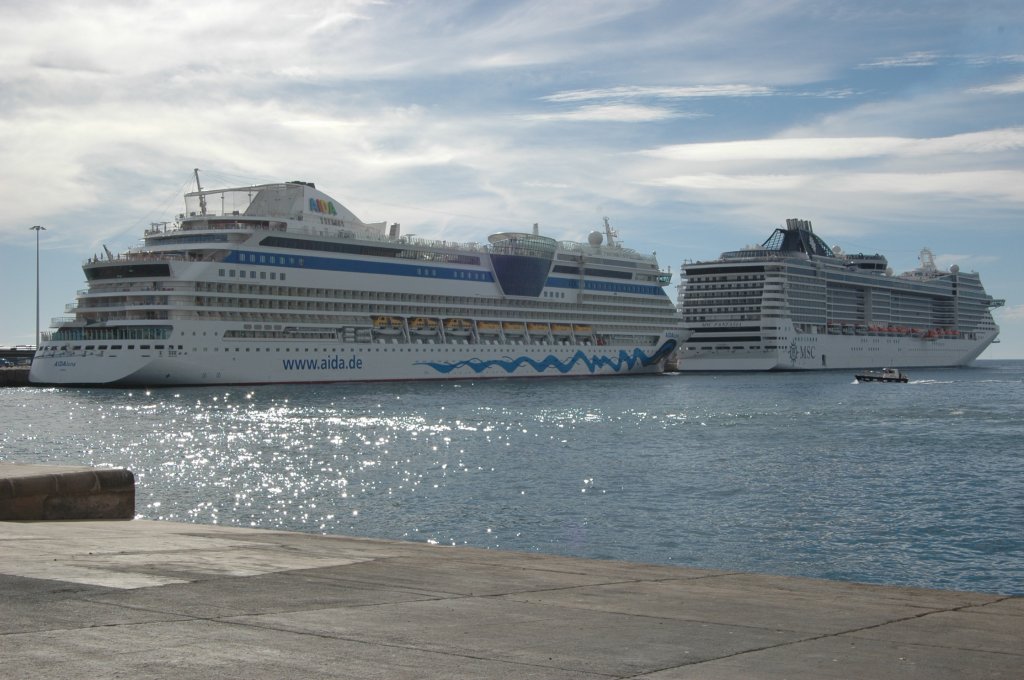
[[218, 268, 286, 281]]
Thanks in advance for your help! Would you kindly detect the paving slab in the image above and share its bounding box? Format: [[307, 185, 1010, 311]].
[[229, 596, 803, 676], [0, 519, 1020, 679], [501, 572, 1000, 634], [849, 607, 1024, 654], [635, 633, 1021, 679], [0, 574, 190, 635], [3, 619, 601, 680]]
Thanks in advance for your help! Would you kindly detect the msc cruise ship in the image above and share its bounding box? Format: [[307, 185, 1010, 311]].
[[30, 174, 683, 386], [676, 218, 1003, 371]]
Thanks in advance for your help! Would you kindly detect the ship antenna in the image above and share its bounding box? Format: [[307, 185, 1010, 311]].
[[194, 168, 207, 216], [603, 216, 617, 247], [919, 247, 937, 273]]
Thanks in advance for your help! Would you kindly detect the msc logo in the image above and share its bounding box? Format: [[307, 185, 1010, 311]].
[[788, 340, 816, 363], [309, 198, 337, 215]]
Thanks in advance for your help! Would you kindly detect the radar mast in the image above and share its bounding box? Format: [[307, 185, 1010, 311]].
[[603, 216, 618, 247], [194, 168, 207, 216]]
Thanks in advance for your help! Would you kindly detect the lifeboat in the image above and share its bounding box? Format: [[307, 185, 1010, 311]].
[[502, 321, 526, 334], [444, 318, 471, 335], [374, 316, 403, 334], [551, 323, 572, 335], [527, 322, 550, 334], [477, 321, 500, 333], [572, 324, 592, 333], [410, 318, 439, 334]]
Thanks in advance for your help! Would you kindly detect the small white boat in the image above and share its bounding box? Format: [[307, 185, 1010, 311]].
[[854, 368, 908, 383]]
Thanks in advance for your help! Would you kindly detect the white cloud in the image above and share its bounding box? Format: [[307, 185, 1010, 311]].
[[641, 169, 1024, 202], [645, 137, 910, 161], [543, 84, 775, 103], [858, 51, 941, 69], [524, 103, 688, 122], [1000, 303, 1024, 321], [970, 76, 1024, 95], [642, 128, 1024, 162], [965, 54, 1024, 66], [648, 174, 810, 191], [826, 171, 1024, 200], [933, 253, 1000, 271]]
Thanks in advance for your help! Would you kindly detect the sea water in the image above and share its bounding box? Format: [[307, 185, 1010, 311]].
[[2, 360, 1022, 594]]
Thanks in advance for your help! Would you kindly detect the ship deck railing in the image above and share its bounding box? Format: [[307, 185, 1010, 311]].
[[83, 252, 190, 266], [135, 215, 661, 266], [683, 251, 796, 265]]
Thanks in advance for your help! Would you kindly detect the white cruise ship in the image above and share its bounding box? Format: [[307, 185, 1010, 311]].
[[676, 218, 1003, 371], [30, 174, 683, 386]]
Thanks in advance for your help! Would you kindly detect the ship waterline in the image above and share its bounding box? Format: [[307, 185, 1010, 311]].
[[30, 175, 683, 386]]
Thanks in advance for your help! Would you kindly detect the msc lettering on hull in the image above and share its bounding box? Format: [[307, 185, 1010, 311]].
[[788, 341, 816, 363]]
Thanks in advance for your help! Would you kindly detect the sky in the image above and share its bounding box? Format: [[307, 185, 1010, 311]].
[[1, 0, 1021, 357]]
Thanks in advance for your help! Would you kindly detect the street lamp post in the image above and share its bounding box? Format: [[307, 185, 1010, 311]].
[[30, 225, 46, 349]]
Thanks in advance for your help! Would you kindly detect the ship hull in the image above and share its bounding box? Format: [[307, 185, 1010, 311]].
[[677, 325, 997, 371], [30, 334, 679, 386]]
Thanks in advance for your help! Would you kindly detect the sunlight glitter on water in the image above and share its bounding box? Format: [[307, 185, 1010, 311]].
[[2, 365, 1023, 594]]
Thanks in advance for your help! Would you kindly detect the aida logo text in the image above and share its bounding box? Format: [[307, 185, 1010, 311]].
[[308, 198, 337, 215]]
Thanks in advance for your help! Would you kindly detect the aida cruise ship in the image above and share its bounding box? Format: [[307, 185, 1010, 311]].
[[30, 174, 683, 386], [676, 218, 1002, 371]]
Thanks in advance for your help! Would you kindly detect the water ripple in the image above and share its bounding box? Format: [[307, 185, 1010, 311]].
[[1, 362, 1022, 594]]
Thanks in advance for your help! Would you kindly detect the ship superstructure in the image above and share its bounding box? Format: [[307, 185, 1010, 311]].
[[676, 218, 1002, 371], [30, 174, 683, 385]]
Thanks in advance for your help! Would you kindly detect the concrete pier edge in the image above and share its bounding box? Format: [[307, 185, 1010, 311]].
[[0, 463, 135, 520], [0, 366, 31, 386]]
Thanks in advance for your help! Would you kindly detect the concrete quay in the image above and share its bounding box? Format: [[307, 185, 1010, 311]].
[[1, 517, 1020, 679], [0, 464, 135, 521], [0, 366, 30, 386]]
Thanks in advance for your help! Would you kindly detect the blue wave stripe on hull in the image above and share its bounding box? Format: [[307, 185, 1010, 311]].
[[415, 347, 660, 375]]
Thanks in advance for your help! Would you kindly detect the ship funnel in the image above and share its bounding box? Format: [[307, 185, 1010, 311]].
[[786, 218, 813, 232], [389, 223, 401, 239], [487, 232, 558, 297]]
